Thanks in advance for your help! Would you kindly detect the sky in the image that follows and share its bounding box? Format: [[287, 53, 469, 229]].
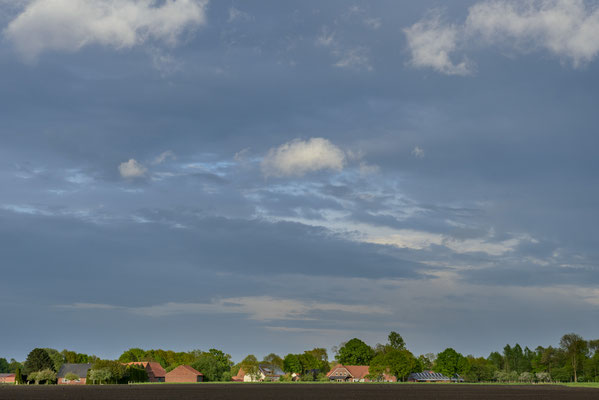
[[1, 0, 599, 363]]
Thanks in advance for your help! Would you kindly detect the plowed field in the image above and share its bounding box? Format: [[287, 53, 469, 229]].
[[1, 383, 598, 400]]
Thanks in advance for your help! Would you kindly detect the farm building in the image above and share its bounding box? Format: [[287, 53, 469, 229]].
[[165, 365, 203, 383], [327, 364, 396, 382], [0, 373, 15, 384], [407, 370, 463, 382], [232, 364, 285, 382], [125, 361, 166, 382], [57, 363, 92, 385]]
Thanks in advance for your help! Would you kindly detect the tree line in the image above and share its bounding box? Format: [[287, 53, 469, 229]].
[[1, 332, 598, 384]]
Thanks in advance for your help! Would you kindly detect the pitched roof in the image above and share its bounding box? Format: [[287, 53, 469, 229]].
[[57, 363, 92, 379], [0, 373, 15, 378], [408, 370, 451, 381], [233, 367, 246, 380], [327, 364, 370, 379], [258, 363, 284, 376], [145, 362, 166, 377], [167, 365, 203, 376]]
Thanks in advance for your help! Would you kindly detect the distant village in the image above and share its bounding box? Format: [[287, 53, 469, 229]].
[[1, 332, 597, 385]]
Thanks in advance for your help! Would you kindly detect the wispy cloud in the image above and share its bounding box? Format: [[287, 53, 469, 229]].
[[57, 296, 392, 321]]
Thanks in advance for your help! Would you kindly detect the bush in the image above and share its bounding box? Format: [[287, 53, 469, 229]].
[[518, 372, 533, 383], [27, 372, 39, 384], [37, 369, 57, 384], [535, 372, 551, 383], [64, 372, 79, 382]]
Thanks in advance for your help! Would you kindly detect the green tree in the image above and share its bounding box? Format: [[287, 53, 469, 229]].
[[27, 371, 40, 384], [14, 366, 24, 385], [337, 338, 375, 365], [0, 358, 9, 373], [191, 349, 233, 382], [388, 332, 406, 351], [24, 348, 54, 374], [240, 355, 260, 380], [118, 348, 146, 363], [89, 368, 112, 384], [488, 352, 503, 370], [8, 359, 22, 373], [92, 360, 127, 383], [43, 349, 65, 373], [126, 365, 149, 383], [283, 354, 302, 374], [560, 333, 588, 382], [434, 348, 469, 377], [417, 353, 436, 370], [262, 353, 284, 370], [304, 348, 330, 374], [370, 348, 418, 381], [465, 356, 496, 382], [298, 353, 320, 373], [36, 369, 56, 384]]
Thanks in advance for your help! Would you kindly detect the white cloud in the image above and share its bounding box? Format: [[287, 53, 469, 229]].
[[412, 146, 425, 158], [366, 229, 537, 256], [4, 0, 208, 62], [119, 158, 147, 178], [152, 150, 176, 165], [58, 296, 391, 320], [403, 11, 472, 76], [466, 0, 599, 67], [261, 138, 346, 178], [405, 0, 599, 74]]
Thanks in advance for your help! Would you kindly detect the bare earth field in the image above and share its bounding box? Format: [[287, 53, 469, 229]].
[[1, 384, 598, 400]]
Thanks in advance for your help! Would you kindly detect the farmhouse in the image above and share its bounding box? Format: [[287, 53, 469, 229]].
[[0, 373, 15, 384], [327, 364, 396, 382], [125, 362, 166, 382], [232, 364, 285, 382], [57, 363, 92, 385], [165, 365, 203, 383]]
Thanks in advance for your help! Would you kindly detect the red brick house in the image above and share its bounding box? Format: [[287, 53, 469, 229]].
[[327, 364, 396, 382], [0, 373, 15, 384], [165, 365, 203, 383], [57, 363, 92, 385], [125, 362, 166, 382]]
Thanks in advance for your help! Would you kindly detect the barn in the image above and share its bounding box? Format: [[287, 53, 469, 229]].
[[165, 365, 203, 383]]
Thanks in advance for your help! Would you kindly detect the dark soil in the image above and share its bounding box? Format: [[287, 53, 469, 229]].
[[1, 384, 598, 400]]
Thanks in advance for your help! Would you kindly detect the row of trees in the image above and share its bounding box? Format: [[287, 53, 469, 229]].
[[3, 332, 598, 384], [320, 332, 599, 383]]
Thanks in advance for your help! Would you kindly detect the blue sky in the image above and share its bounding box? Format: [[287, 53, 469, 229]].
[[1, 0, 598, 363]]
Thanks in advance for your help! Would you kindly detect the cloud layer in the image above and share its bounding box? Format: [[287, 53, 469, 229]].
[[4, 0, 208, 61]]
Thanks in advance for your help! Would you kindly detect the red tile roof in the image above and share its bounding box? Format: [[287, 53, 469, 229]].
[[232, 367, 246, 381], [167, 365, 203, 376], [327, 364, 370, 379], [146, 362, 167, 377]]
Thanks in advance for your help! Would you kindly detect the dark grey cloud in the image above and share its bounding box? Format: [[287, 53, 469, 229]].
[[1, 0, 598, 362]]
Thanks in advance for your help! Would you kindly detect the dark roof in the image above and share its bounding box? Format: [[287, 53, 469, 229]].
[[408, 371, 451, 381], [258, 363, 284, 376], [57, 363, 92, 378]]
